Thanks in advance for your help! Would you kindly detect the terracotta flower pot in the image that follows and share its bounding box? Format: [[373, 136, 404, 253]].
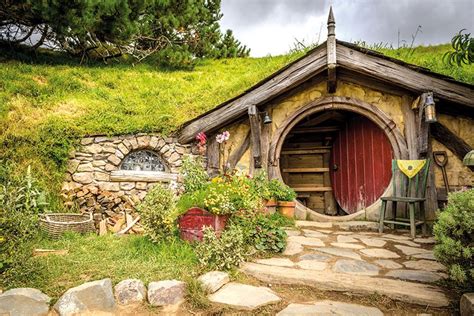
[[178, 207, 229, 242], [278, 201, 296, 218], [264, 198, 278, 215]]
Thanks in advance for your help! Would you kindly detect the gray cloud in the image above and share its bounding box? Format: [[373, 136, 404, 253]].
[[221, 0, 474, 56]]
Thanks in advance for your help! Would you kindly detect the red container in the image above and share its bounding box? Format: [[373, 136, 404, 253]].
[[178, 207, 229, 242]]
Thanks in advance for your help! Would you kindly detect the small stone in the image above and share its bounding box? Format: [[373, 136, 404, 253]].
[[314, 247, 362, 260], [333, 259, 379, 276], [413, 252, 436, 260], [120, 182, 135, 191], [403, 260, 446, 272], [103, 146, 116, 154], [94, 172, 109, 181], [208, 282, 280, 310], [296, 260, 327, 271], [386, 270, 444, 283], [0, 288, 51, 316], [92, 160, 106, 167], [198, 271, 230, 293], [135, 182, 147, 190], [148, 280, 186, 307], [115, 150, 124, 159], [114, 279, 146, 305], [283, 242, 304, 256], [359, 237, 386, 247], [105, 163, 117, 171], [414, 237, 436, 244], [298, 253, 331, 262], [117, 143, 130, 156], [72, 172, 94, 184], [99, 182, 120, 192], [137, 136, 150, 148], [287, 236, 325, 247], [331, 242, 364, 249], [256, 258, 295, 267], [337, 235, 358, 243], [360, 248, 400, 259], [108, 154, 121, 166], [374, 260, 402, 269], [94, 136, 108, 143], [296, 221, 332, 228], [149, 136, 160, 149], [81, 137, 94, 145], [67, 160, 80, 173], [129, 138, 139, 149], [54, 278, 116, 315], [277, 301, 383, 316], [460, 293, 474, 316], [394, 245, 432, 256], [83, 143, 102, 154]]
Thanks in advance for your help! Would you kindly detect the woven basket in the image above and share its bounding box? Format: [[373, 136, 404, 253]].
[[40, 213, 95, 238]]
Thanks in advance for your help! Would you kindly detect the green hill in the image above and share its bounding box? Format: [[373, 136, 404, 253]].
[[0, 44, 473, 201]]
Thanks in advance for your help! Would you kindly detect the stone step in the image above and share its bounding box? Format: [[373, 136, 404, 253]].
[[241, 262, 449, 308]]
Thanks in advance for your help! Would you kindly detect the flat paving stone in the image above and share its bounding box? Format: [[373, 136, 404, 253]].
[[297, 260, 327, 271], [333, 259, 379, 276], [283, 242, 304, 256], [313, 247, 362, 260], [414, 237, 436, 244], [413, 252, 436, 260], [359, 237, 387, 247], [393, 240, 421, 247], [331, 242, 365, 249], [198, 271, 230, 294], [277, 301, 384, 316], [302, 230, 327, 238], [334, 221, 379, 231], [360, 248, 400, 259], [284, 230, 301, 236], [316, 229, 333, 234], [394, 245, 432, 256], [374, 260, 403, 269], [208, 282, 281, 310], [386, 270, 444, 283], [337, 235, 358, 243], [256, 258, 295, 267], [403, 260, 446, 272], [288, 236, 325, 247], [296, 221, 333, 228], [298, 253, 332, 262], [380, 234, 411, 241]]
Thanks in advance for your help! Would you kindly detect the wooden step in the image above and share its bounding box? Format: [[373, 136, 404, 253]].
[[282, 167, 330, 173], [293, 186, 333, 192]]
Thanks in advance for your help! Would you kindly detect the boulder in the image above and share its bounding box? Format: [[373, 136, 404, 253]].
[[54, 278, 116, 315], [0, 288, 51, 316], [147, 280, 186, 307], [198, 271, 230, 293], [114, 279, 146, 305], [460, 293, 474, 316]]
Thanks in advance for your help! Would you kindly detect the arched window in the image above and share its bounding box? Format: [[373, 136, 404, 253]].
[[120, 150, 166, 172]]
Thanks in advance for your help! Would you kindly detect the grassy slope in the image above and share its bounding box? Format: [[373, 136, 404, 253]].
[[1, 44, 473, 198]]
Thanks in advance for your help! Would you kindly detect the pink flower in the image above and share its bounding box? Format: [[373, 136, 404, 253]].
[[195, 132, 207, 145], [216, 131, 230, 144]]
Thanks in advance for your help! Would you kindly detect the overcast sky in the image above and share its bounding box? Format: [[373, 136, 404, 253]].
[[220, 0, 474, 57]]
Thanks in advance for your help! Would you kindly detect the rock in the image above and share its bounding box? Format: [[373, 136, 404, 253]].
[[0, 288, 51, 316], [283, 242, 304, 256], [413, 252, 436, 260], [331, 242, 364, 249], [386, 270, 444, 283], [208, 282, 280, 310], [314, 247, 362, 260], [380, 234, 411, 241], [296, 221, 332, 228], [360, 248, 400, 259], [72, 172, 94, 184], [287, 236, 325, 247], [358, 237, 386, 247], [285, 230, 301, 236], [334, 221, 379, 231], [394, 245, 432, 256], [256, 258, 295, 267], [277, 301, 383, 316], [403, 260, 446, 272], [460, 293, 474, 316], [241, 263, 449, 307], [299, 253, 332, 262], [54, 278, 116, 315], [393, 239, 421, 247], [107, 154, 121, 166], [114, 279, 146, 305], [147, 280, 186, 307], [296, 260, 327, 271], [302, 229, 326, 238], [414, 237, 436, 244], [198, 271, 230, 294], [336, 235, 358, 243], [374, 260, 402, 269], [333, 259, 379, 276], [119, 182, 135, 190]]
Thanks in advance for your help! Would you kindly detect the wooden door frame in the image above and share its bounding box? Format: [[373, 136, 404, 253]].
[[268, 96, 409, 221]]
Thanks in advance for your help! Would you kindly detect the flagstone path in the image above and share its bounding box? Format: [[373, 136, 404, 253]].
[[240, 220, 451, 309]]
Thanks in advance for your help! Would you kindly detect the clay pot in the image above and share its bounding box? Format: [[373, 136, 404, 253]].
[[264, 199, 278, 215], [178, 207, 229, 242], [278, 201, 296, 218]]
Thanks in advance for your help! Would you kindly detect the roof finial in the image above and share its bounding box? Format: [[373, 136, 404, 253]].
[[327, 6, 336, 37]]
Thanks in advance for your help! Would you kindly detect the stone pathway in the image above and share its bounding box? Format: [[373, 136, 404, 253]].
[[242, 220, 450, 308]]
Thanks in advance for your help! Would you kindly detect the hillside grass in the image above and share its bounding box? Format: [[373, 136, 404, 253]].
[[1, 44, 473, 202]]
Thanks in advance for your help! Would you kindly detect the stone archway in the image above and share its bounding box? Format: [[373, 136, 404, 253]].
[[268, 96, 408, 221]]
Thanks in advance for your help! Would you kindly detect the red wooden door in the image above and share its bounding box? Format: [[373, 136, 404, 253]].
[[330, 116, 393, 214]]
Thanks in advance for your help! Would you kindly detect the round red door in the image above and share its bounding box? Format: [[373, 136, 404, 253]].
[[330, 115, 393, 214]]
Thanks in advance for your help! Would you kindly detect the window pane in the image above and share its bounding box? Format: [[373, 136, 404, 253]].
[[120, 150, 166, 172]]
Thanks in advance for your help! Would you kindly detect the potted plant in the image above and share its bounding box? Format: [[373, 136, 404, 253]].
[[268, 179, 297, 218]]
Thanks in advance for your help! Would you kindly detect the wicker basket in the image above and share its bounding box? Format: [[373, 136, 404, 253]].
[[40, 213, 95, 238]]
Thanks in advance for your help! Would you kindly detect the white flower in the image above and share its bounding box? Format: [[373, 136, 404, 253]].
[[216, 131, 230, 144]]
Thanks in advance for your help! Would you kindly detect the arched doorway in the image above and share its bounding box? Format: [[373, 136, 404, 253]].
[[269, 96, 408, 220]]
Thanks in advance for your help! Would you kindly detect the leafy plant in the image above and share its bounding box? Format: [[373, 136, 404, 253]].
[[195, 225, 248, 270], [444, 29, 474, 66], [181, 155, 209, 194], [268, 179, 296, 201], [137, 184, 180, 243], [433, 189, 473, 290]]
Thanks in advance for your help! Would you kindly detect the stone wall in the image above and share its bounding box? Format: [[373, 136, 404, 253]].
[[62, 134, 190, 223]]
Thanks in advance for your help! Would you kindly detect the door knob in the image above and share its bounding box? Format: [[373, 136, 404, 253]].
[[333, 164, 338, 171]]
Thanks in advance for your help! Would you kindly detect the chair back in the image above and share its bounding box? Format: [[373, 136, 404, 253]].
[[391, 159, 430, 198]]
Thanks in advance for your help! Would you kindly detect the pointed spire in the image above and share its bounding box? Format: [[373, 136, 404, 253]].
[[327, 6, 336, 37]]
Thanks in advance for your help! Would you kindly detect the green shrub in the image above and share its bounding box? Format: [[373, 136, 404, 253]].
[[268, 179, 296, 201], [195, 225, 249, 270], [181, 155, 209, 194], [433, 189, 473, 290], [137, 184, 180, 243]]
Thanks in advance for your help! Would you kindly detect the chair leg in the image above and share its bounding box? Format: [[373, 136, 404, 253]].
[[391, 201, 397, 229], [379, 200, 387, 233], [420, 201, 427, 236], [409, 202, 416, 238]]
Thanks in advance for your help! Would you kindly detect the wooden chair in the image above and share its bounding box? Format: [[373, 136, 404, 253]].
[[379, 159, 430, 238]]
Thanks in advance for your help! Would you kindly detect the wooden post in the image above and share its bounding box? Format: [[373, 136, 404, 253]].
[[326, 6, 337, 93], [206, 135, 219, 176], [402, 96, 419, 160], [227, 130, 250, 170], [248, 105, 262, 169], [260, 108, 272, 172], [323, 152, 337, 215]]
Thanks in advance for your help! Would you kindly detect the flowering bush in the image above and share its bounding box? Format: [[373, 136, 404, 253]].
[[268, 179, 296, 201]]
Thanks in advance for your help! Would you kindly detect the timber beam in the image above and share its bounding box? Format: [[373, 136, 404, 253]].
[[248, 105, 262, 168], [326, 6, 337, 93], [431, 122, 472, 168]]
